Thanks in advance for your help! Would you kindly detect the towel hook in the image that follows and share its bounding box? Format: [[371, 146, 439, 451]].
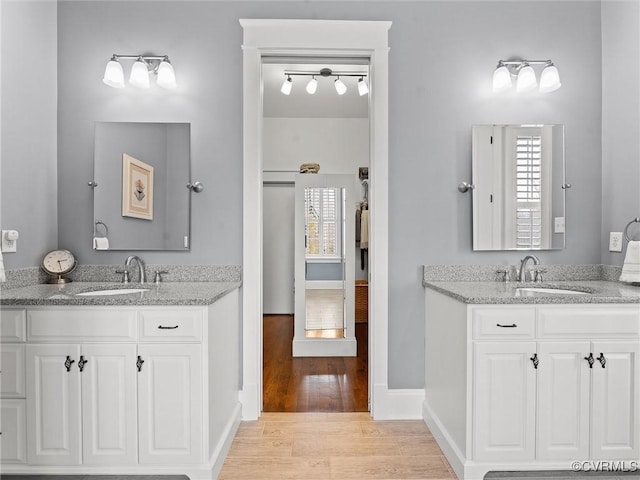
[[623, 217, 640, 242]]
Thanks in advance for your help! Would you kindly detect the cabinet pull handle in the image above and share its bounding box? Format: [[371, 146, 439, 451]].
[[136, 356, 145, 372], [596, 353, 607, 368], [64, 356, 75, 372], [78, 355, 88, 372], [496, 323, 517, 328], [584, 353, 595, 368], [158, 325, 179, 330], [530, 353, 539, 369]]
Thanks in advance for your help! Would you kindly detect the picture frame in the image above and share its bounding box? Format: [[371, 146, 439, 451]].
[[122, 153, 154, 220]]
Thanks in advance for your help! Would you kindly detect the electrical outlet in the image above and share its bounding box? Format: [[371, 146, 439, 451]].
[[1, 230, 18, 253], [609, 232, 623, 252]]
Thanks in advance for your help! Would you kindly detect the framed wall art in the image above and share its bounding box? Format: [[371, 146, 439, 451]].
[[122, 153, 154, 220]]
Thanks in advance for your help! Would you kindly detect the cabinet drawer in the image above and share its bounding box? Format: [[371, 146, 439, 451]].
[[0, 310, 26, 342], [472, 307, 536, 339], [139, 309, 203, 342], [0, 344, 26, 398], [28, 309, 137, 342], [537, 306, 640, 338]]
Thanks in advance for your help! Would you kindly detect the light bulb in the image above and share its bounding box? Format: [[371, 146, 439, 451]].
[[492, 64, 512, 93], [516, 64, 537, 93], [157, 58, 177, 89], [539, 64, 561, 93], [102, 56, 125, 88], [281, 75, 292, 95], [129, 57, 150, 88], [306, 77, 318, 95], [357, 77, 369, 96], [334, 77, 347, 95]]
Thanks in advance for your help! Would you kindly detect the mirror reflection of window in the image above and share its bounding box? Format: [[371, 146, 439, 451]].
[[304, 187, 341, 258]]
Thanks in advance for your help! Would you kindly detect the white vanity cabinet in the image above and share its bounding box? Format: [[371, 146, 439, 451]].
[[424, 289, 640, 480], [1, 287, 241, 480]]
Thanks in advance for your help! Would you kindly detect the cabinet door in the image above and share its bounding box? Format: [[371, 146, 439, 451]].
[[0, 399, 26, 463], [137, 344, 202, 464], [81, 344, 137, 465], [473, 342, 536, 461], [591, 341, 640, 460], [537, 341, 590, 460], [26, 344, 82, 465]]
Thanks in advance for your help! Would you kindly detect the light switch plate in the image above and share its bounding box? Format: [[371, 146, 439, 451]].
[[554, 217, 565, 234], [609, 232, 623, 252]]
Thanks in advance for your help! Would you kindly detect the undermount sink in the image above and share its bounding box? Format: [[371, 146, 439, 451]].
[[76, 288, 150, 296], [515, 287, 591, 296]]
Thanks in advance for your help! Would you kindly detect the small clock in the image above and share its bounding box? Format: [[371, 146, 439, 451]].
[[41, 249, 78, 284]]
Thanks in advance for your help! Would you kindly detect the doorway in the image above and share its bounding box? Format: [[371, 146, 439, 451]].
[[240, 19, 391, 420]]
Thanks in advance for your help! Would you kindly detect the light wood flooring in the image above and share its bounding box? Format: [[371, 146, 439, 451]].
[[219, 412, 455, 480]]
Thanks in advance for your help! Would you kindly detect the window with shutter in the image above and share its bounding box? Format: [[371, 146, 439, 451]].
[[515, 135, 542, 248], [304, 187, 340, 257]]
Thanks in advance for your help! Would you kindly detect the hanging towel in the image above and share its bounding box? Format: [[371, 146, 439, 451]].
[[360, 209, 369, 249], [355, 208, 362, 245], [619, 240, 640, 284], [93, 236, 110, 250]]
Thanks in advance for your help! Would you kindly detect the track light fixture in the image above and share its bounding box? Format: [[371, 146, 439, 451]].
[[280, 68, 369, 96], [102, 54, 176, 89], [492, 59, 561, 93]]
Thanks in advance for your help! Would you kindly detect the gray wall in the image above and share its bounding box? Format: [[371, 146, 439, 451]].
[[4, 1, 626, 389], [1, 0, 58, 269], [601, 1, 640, 265]]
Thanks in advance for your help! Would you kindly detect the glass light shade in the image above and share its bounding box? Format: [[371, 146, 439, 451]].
[[280, 76, 292, 95], [539, 64, 561, 93], [156, 59, 177, 89], [102, 59, 125, 88], [516, 64, 537, 93], [305, 77, 318, 95], [492, 65, 512, 93], [357, 77, 369, 96], [334, 78, 347, 95], [129, 59, 150, 89]]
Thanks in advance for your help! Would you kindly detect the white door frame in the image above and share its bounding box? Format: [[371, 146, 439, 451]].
[[240, 19, 391, 420]]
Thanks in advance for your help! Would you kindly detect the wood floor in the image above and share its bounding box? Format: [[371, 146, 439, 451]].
[[263, 314, 368, 412], [218, 413, 456, 480]]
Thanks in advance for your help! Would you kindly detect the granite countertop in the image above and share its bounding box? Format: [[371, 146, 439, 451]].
[[0, 281, 241, 306], [423, 280, 640, 305]]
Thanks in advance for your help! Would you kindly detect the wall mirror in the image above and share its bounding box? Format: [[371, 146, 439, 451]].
[[471, 124, 566, 251], [93, 122, 191, 251]]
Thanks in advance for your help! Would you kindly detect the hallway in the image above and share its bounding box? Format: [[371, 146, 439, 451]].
[[263, 315, 368, 412]]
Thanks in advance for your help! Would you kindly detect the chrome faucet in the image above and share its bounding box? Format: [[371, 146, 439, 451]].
[[124, 255, 146, 284], [518, 255, 540, 282]]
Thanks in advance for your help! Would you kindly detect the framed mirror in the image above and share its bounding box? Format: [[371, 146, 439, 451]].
[[93, 122, 191, 251], [472, 124, 565, 251]]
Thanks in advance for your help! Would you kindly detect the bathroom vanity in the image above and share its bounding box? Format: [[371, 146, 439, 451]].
[[423, 273, 640, 480], [0, 281, 241, 480]]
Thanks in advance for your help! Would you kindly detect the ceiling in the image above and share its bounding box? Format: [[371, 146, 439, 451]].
[[262, 62, 369, 119]]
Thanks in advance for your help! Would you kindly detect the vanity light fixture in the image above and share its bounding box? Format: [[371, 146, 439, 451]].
[[492, 59, 561, 93], [280, 68, 369, 96], [102, 54, 177, 89]]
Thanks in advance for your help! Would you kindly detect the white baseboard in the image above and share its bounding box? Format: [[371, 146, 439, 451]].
[[423, 399, 466, 479], [239, 383, 260, 421], [372, 384, 425, 419]]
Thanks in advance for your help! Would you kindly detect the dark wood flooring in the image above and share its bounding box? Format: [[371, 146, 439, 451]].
[[263, 315, 368, 412]]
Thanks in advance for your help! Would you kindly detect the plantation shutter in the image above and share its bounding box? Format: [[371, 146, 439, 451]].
[[304, 187, 339, 256], [515, 135, 542, 248]]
